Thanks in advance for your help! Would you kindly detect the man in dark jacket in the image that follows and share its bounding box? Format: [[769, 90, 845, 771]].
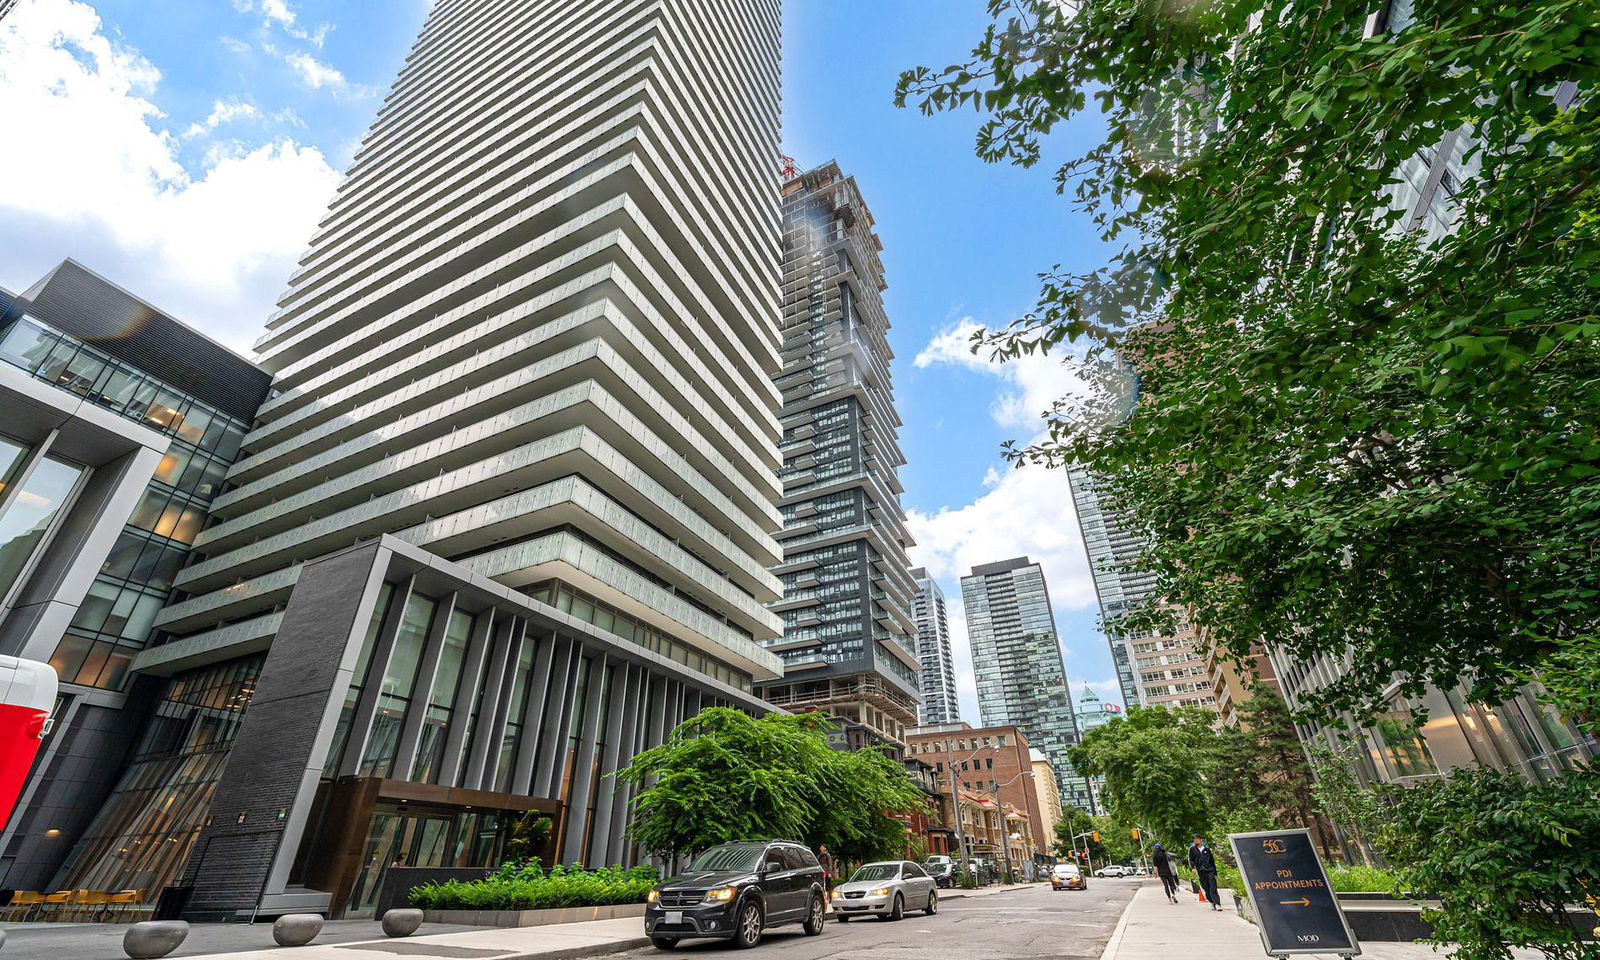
[[1150, 842, 1180, 903], [1186, 835, 1221, 911]]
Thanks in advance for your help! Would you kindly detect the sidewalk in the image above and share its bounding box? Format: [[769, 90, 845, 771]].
[[186, 917, 647, 960], [1101, 883, 1544, 960]]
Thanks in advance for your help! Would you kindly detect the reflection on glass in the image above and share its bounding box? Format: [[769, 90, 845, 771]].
[[0, 456, 85, 601], [0, 436, 29, 498]]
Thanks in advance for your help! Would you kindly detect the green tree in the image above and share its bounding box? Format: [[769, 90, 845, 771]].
[[613, 707, 925, 865], [1378, 767, 1600, 960], [1232, 689, 1335, 854], [1308, 744, 1387, 868], [894, 1, 1600, 722], [1068, 707, 1216, 848]]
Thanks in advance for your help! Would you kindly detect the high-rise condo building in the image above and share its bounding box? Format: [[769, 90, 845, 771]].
[[910, 567, 958, 725], [37, 0, 785, 920], [1067, 468, 1214, 711], [959, 557, 1088, 810], [759, 161, 919, 746]]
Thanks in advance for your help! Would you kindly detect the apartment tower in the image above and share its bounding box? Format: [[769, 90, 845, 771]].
[[51, 0, 786, 919], [910, 567, 958, 725], [959, 557, 1088, 809], [759, 161, 920, 746]]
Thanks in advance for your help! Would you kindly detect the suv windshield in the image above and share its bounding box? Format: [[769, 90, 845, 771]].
[[687, 843, 766, 873], [849, 864, 899, 883], [923, 862, 950, 874]]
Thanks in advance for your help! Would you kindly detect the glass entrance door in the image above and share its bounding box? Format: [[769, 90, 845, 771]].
[[345, 807, 458, 918]]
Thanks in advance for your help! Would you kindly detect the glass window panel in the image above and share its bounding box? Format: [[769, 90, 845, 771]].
[[430, 611, 473, 711], [128, 489, 170, 532], [382, 594, 436, 700], [48, 632, 94, 680], [0, 318, 57, 372], [167, 506, 205, 545], [102, 532, 149, 580], [145, 545, 188, 591], [58, 348, 108, 396], [119, 592, 165, 643], [96, 367, 141, 409], [192, 459, 229, 500], [175, 406, 210, 445], [0, 435, 29, 498], [0, 456, 85, 600], [212, 425, 246, 461], [152, 447, 190, 487]]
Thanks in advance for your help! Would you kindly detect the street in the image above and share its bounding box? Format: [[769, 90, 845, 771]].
[[611, 880, 1140, 960]]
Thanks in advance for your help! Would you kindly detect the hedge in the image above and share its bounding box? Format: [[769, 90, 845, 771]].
[[410, 861, 660, 911]]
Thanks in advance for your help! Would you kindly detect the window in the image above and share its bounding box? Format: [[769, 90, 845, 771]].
[[0, 454, 85, 602]]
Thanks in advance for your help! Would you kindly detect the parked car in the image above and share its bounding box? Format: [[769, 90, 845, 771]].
[[832, 860, 938, 922], [1094, 864, 1131, 878], [645, 840, 827, 949], [1050, 863, 1087, 891], [922, 860, 956, 888]]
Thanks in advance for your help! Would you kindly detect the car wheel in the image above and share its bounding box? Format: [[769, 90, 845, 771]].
[[924, 890, 937, 916], [651, 936, 678, 950], [802, 894, 825, 936], [733, 900, 764, 949], [885, 893, 904, 922]]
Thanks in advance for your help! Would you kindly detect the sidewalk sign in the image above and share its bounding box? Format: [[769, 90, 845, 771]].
[[1229, 828, 1361, 958]]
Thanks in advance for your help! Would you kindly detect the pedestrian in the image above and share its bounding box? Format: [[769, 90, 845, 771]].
[[817, 844, 836, 894], [1150, 842, 1180, 903], [1186, 834, 1222, 911]]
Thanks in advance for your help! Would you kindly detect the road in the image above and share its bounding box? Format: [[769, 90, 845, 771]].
[[610, 878, 1141, 960]]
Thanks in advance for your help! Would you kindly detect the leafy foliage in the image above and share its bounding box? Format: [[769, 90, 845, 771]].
[[1308, 743, 1388, 867], [612, 707, 927, 865], [895, 1, 1600, 728], [1378, 767, 1600, 960], [410, 861, 659, 911], [1068, 706, 1219, 846]]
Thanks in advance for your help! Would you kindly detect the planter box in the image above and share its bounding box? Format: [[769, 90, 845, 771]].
[[422, 902, 647, 928], [1237, 892, 1596, 943]]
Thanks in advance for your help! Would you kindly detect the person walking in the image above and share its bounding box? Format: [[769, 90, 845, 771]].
[[1186, 834, 1222, 911], [1151, 842, 1180, 903]]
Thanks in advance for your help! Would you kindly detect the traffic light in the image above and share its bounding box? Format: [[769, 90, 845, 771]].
[[1131, 828, 1140, 841], [1091, 831, 1100, 843]]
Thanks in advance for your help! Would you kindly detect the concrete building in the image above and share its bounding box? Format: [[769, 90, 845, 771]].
[[1070, 685, 1123, 814], [1067, 470, 1216, 713], [958, 557, 1088, 810], [759, 161, 919, 746], [1028, 748, 1062, 857], [907, 722, 1053, 873], [910, 567, 958, 726], [0, 260, 271, 892], [37, 0, 785, 920]]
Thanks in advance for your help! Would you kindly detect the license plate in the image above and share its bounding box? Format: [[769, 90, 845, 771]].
[[665, 911, 683, 924]]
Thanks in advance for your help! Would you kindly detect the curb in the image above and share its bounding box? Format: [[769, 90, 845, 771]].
[[1097, 888, 1140, 960], [434, 936, 655, 960]]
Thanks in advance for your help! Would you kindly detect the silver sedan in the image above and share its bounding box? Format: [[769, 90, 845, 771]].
[[831, 860, 938, 922]]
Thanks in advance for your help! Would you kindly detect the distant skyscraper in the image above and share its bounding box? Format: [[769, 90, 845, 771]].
[[910, 567, 958, 725], [959, 557, 1088, 809], [759, 161, 920, 745], [1068, 469, 1215, 711]]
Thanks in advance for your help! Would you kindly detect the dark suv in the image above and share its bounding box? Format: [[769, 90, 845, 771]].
[[645, 840, 827, 949]]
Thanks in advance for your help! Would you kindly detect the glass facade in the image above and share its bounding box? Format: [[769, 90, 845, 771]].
[[0, 312, 255, 690], [524, 580, 754, 692], [49, 657, 263, 900], [0, 446, 85, 607]]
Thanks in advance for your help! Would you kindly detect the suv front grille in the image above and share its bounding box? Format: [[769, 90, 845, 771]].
[[842, 891, 865, 899], [659, 892, 705, 907]]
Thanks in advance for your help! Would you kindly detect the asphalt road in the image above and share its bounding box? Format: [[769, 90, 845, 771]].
[[609, 878, 1142, 960]]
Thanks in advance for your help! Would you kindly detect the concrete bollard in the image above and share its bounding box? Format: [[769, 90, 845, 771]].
[[123, 920, 189, 959], [377, 908, 422, 934], [272, 913, 325, 946], [381, 907, 423, 937]]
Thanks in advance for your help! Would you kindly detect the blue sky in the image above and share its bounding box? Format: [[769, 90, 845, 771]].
[[0, 0, 1123, 720]]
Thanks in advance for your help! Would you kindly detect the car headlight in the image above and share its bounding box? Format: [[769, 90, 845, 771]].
[[869, 887, 891, 897], [705, 887, 737, 901], [647, 890, 659, 902]]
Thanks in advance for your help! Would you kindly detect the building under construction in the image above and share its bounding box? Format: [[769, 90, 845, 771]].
[[759, 161, 920, 746]]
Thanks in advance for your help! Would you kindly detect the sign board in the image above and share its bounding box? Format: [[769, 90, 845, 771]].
[[1229, 829, 1361, 957]]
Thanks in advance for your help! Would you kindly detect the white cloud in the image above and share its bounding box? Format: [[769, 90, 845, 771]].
[[915, 317, 1092, 430], [269, 45, 374, 98], [910, 315, 1106, 722], [235, 0, 329, 47], [0, 0, 342, 351], [182, 97, 263, 138]]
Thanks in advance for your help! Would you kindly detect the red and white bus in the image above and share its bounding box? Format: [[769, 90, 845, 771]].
[[0, 656, 56, 832]]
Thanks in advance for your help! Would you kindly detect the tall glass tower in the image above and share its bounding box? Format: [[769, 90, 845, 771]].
[[910, 567, 958, 725], [960, 556, 1089, 809], [759, 161, 919, 746], [56, 0, 787, 920]]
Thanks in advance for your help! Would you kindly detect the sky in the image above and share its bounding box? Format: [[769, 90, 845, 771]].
[[0, 0, 1124, 721]]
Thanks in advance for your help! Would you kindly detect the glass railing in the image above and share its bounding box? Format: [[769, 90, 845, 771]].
[[0, 314, 249, 443]]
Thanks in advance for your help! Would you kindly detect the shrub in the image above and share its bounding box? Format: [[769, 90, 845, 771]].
[[410, 860, 661, 912]]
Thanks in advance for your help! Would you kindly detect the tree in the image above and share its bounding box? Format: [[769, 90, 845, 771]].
[[1068, 707, 1216, 848], [1308, 744, 1387, 868], [1378, 767, 1600, 960], [613, 707, 926, 865], [894, 2, 1600, 724], [1231, 689, 1335, 854]]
